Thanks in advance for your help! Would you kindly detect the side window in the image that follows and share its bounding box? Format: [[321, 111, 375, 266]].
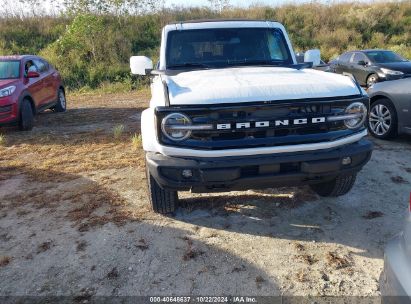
[[340, 52, 352, 63], [41, 59, 50, 72], [25, 60, 38, 76], [352, 53, 366, 63], [33, 59, 47, 73]]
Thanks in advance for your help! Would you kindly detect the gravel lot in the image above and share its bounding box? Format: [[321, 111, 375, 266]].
[[0, 92, 410, 297]]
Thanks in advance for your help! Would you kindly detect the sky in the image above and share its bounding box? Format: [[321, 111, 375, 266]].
[[166, 0, 371, 8], [0, 0, 377, 16], [168, 0, 308, 7]]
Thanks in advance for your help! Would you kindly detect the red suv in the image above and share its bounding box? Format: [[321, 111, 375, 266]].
[[0, 55, 66, 131]]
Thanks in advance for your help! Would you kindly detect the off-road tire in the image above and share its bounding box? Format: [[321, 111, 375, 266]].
[[310, 173, 357, 197], [52, 88, 66, 112], [19, 99, 34, 131], [145, 162, 178, 214]]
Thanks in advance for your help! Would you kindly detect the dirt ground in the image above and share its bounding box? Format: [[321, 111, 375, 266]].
[[0, 91, 410, 297]]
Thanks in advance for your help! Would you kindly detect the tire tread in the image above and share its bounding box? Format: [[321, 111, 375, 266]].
[[146, 163, 177, 214], [53, 88, 66, 112], [310, 173, 357, 197], [19, 99, 34, 131]]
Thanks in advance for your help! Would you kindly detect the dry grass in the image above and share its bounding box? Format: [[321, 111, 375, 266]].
[[391, 175, 409, 184], [0, 256, 11, 267], [255, 275, 266, 289], [296, 270, 308, 283], [363, 211, 384, 220], [76, 240, 88, 252], [0, 91, 151, 229], [182, 237, 204, 261], [135, 238, 149, 251], [326, 252, 351, 270], [113, 124, 125, 140], [298, 254, 317, 266], [0, 133, 4, 146], [131, 133, 142, 150], [37, 241, 54, 254]]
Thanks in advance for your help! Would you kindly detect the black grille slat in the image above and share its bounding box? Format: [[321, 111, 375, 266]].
[[156, 97, 368, 150], [0, 105, 12, 113]]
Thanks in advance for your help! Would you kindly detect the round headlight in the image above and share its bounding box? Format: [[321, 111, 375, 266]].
[[161, 113, 192, 141], [344, 102, 367, 129]]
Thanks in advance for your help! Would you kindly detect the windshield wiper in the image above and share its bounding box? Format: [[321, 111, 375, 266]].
[[226, 59, 285, 67], [167, 63, 211, 69]]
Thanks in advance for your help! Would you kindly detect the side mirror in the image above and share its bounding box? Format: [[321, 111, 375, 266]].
[[130, 56, 153, 75], [27, 71, 40, 78], [304, 49, 321, 66], [357, 60, 367, 66]]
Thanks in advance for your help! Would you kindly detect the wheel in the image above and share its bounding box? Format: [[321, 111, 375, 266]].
[[145, 161, 178, 214], [310, 173, 357, 197], [368, 98, 398, 139], [19, 99, 34, 131], [366, 73, 379, 88], [52, 88, 66, 112]]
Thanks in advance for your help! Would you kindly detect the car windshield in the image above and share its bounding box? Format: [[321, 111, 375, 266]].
[[166, 28, 292, 69], [364, 51, 407, 63], [0, 60, 20, 79]]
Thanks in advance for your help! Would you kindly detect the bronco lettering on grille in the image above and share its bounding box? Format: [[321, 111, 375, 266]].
[[216, 117, 326, 130]]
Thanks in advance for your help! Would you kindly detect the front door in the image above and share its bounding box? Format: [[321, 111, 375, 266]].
[[336, 52, 352, 75], [350, 52, 370, 86], [24, 59, 45, 107], [33, 59, 55, 104]]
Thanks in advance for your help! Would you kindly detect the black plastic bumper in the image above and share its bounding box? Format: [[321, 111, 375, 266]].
[[146, 139, 373, 192]]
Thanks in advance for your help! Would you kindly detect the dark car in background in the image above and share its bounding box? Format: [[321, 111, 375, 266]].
[[0, 55, 66, 131], [329, 50, 411, 87], [367, 77, 411, 139]]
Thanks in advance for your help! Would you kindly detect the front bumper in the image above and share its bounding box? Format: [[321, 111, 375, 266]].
[[381, 234, 411, 303], [378, 73, 405, 82], [146, 138, 372, 192], [0, 98, 18, 125]]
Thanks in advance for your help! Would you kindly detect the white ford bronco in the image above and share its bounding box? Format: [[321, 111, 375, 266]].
[[130, 20, 372, 214]]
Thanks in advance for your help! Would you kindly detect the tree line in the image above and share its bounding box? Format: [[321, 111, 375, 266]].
[[1, 1, 410, 90]]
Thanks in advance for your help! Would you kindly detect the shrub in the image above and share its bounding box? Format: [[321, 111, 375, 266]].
[[1, 1, 410, 90], [131, 133, 142, 150], [113, 124, 125, 140]]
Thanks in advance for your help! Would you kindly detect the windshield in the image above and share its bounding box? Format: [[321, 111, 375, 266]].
[[166, 28, 293, 69], [364, 51, 407, 63], [0, 60, 20, 79]]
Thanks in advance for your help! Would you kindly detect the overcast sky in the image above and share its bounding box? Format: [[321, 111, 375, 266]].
[[166, 0, 372, 8], [0, 0, 378, 16], [168, 0, 320, 6]]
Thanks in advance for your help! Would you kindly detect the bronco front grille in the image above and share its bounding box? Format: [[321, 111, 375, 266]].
[[156, 96, 368, 150]]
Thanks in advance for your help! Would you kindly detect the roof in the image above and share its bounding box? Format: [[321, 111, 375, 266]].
[[361, 49, 390, 52], [174, 19, 271, 24], [0, 55, 34, 60], [344, 49, 390, 53], [167, 19, 283, 31]]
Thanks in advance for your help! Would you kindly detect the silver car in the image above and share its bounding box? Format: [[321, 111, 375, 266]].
[[381, 212, 411, 303], [367, 78, 411, 139]]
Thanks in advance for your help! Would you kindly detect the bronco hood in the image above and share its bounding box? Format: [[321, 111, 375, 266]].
[[164, 67, 361, 105]]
